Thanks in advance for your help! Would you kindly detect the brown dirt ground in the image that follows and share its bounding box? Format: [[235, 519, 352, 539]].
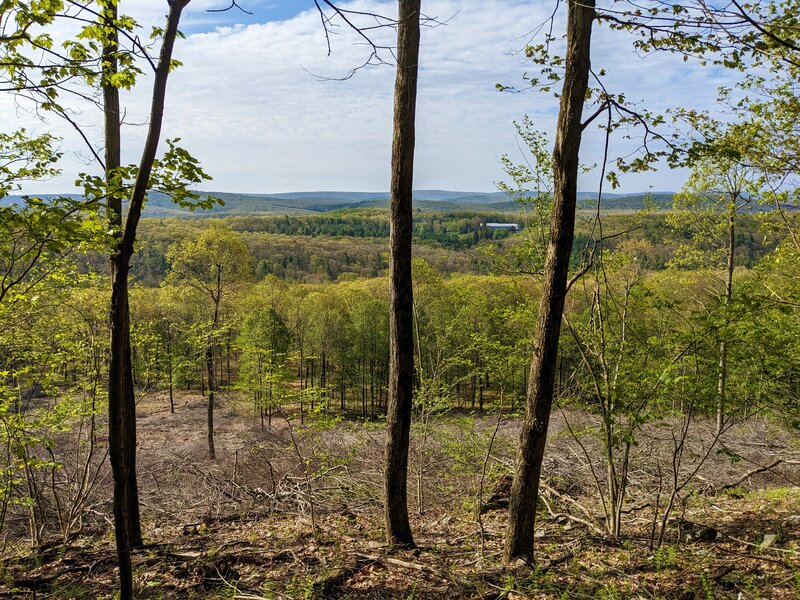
[[1, 391, 799, 599]]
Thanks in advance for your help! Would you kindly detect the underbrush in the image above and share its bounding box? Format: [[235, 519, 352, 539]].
[[1, 391, 799, 598]]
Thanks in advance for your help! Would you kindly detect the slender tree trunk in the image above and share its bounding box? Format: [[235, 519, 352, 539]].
[[362, 353, 367, 418], [206, 344, 216, 458], [471, 370, 477, 409], [207, 292, 220, 460], [102, 1, 142, 594], [370, 360, 376, 420], [131, 346, 138, 386], [384, 0, 420, 548], [226, 329, 232, 386], [340, 369, 346, 410], [167, 338, 174, 414], [716, 208, 735, 435], [504, 0, 594, 563], [107, 4, 189, 596], [103, 9, 122, 232], [299, 343, 305, 390]]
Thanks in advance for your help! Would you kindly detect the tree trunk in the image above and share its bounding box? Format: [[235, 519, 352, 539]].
[[384, 0, 420, 549], [103, 7, 122, 233], [167, 338, 174, 414], [370, 360, 376, 420], [299, 343, 305, 390], [471, 371, 477, 409], [207, 285, 220, 459], [340, 368, 346, 410], [226, 329, 232, 386], [106, 3, 189, 597], [108, 259, 142, 598], [716, 207, 735, 435], [131, 345, 138, 386], [206, 344, 216, 459], [321, 353, 326, 390], [102, 1, 142, 595], [504, 0, 594, 563]]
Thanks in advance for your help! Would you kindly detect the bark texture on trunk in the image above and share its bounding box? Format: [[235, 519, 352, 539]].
[[504, 0, 595, 563], [102, 0, 142, 552], [107, 3, 189, 598], [102, 1, 122, 231], [103, 2, 142, 594], [384, 0, 421, 548], [107, 258, 141, 597]]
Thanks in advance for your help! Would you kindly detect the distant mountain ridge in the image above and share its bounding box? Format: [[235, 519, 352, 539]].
[[2, 189, 676, 217]]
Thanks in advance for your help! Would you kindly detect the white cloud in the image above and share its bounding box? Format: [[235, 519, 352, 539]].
[[4, 0, 744, 196]]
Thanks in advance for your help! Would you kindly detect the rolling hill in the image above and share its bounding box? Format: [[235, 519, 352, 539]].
[[2, 189, 676, 217]]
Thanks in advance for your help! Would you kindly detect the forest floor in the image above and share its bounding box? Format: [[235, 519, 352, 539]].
[[2, 389, 800, 599]]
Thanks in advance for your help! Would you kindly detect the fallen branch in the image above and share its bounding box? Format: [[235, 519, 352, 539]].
[[13, 563, 95, 590], [353, 552, 473, 588], [548, 511, 605, 536], [541, 482, 599, 523], [539, 484, 605, 536], [718, 459, 800, 492], [539, 551, 575, 573], [233, 591, 293, 600], [725, 534, 800, 555]]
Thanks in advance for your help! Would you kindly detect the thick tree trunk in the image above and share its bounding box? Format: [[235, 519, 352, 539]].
[[504, 0, 594, 563], [102, 2, 142, 594], [108, 260, 142, 598], [106, 3, 189, 597], [384, 0, 420, 548]]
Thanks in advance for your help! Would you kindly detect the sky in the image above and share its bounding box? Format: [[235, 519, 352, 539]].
[[2, 0, 742, 196]]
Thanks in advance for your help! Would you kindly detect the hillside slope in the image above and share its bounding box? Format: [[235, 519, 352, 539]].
[[2, 189, 676, 217]]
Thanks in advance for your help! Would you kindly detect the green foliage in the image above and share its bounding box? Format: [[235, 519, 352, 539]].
[[0, 275, 108, 539], [667, 127, 764, 270], [496, 117, 553, 273], [1, 0, 149, 109], [653, 544, 679, 571], [76, 138, 219, 222], [166, 225, 254, 299], [0, 130, 61, 197], [237, 299, 293, 412], [0, 126, 106, 306], [0, 195, 105, 304]]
